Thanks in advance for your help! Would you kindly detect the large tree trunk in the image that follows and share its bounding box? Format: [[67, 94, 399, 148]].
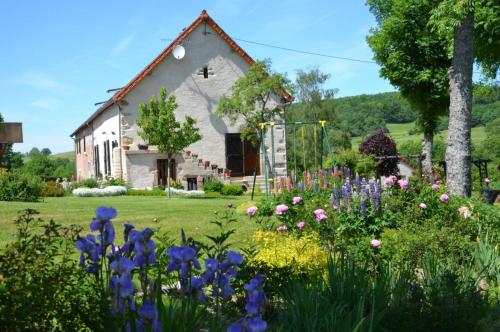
[[445, 13, 474, 197], [422, 131, 434, 182]]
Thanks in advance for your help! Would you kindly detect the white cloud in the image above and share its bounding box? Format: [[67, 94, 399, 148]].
[[14, 72, 75, 94], [31, 98, 61, 111], [111, 32, 136, 56]]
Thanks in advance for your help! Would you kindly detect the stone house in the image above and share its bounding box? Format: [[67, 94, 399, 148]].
[[71, 10, 291, 189]]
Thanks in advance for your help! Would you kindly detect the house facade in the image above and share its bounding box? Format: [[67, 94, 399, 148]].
[[71, 10, 290, 189]]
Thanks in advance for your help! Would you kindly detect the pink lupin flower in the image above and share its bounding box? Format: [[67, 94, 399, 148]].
[[296, 221, 305, 229], [277, 225, 287, 233]]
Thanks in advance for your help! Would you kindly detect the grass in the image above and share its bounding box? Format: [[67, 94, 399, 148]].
[[0, 196, 258, 247], [351, 122, 486, 149]]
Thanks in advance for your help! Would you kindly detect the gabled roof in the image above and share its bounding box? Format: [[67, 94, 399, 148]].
[[71, 9, 292, 137]]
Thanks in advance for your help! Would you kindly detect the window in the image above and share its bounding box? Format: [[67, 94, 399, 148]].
[[106, 140, 111, 175], [112, 140, 118, 149], [203, 66, 208, 79], [83, 136, 86, 152], [94, 145, 100, 177]]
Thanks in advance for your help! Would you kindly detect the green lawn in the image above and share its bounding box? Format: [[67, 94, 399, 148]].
[[0, 196, 258, 247], [352, 122, 486, 149]]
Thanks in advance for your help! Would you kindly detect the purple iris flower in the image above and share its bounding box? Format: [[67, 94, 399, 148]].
[[167, 246, 201, 278], [133, 228, 157, 267], [96, 206, 117, 221], [137, 300, 162, 332], [203, 251, 244, 299]]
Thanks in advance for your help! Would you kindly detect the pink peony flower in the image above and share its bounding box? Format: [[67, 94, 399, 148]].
[[484, 178, 491, 185], [384, 175, 397, 187], [439, 194, 449, 202], [275, 204, 289, 215], [370, 239, 381, 249], [458, 206, 472, 219], [292, 196, 303, 205], [419, 203, 427, 209], [314, 209, 327, 222], [296, 221, 305, 229], [431, 183, 440, 190], [398, 179, 409, 189], [247, 206, 258, 217], [277, 225, 287, 233]]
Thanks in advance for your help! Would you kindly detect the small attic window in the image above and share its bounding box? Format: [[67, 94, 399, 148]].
[[203, 66, 209, 79]]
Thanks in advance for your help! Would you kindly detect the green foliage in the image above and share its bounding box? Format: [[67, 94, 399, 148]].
[[22, 155, 75, 180], [42, 181, 65, 197], [367, 0, 450, 140], [0, 145, 23, 170], [105, 177, 127, 187], [40, 147, 51, 156], [0, 170, 44, 202], [137, 87, 201, 197], [27, 147, 41, 158], [126, 189, 166, 196], [78, 178, 99, 188], [217, 59, 292, 145], [203, 180, 224, 193], [221, 184, 244, 196], [0, 210, 102, 331]]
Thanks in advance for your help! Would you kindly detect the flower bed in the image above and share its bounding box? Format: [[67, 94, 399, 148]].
[[165, 187, 205, 197], [72, 185, 127, 197]]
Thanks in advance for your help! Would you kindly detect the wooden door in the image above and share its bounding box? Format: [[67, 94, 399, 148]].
[[226, 134, 244, 177], [157, 159, 176, 186], [243, 139, 260, 176]]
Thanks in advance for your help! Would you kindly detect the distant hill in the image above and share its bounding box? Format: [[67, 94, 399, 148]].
[[50, 151, 75, 160]]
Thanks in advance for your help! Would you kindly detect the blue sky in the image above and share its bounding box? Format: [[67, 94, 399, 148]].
[[1, 0, 396, 153]]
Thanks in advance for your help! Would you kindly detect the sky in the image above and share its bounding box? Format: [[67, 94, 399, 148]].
[[0, 0, 397, 153]]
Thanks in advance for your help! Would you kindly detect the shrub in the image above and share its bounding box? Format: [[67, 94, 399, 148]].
[[165, 187, 205, 197], [359, 129, 399, 176], [72, 185, 127, 197], [221, 184, 244, 196], [78, 178, 99, 188], [127, 189, 166, 196], [0, 210, 102, 330], [203, 180, 224, 193], [0, 170, 44, 202], [105, 177, 127, 187], [42, 181, 65, 197]]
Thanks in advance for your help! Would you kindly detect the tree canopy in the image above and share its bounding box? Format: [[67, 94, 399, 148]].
[[216, 59, 293, 145]]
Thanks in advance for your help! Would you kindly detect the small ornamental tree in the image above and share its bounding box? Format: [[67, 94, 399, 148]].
[[216, 59, 292, 146], [359, 129, 399, 177], [136, 88, 201, 197]]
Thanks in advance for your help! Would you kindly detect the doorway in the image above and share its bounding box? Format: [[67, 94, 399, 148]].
[[226, 134, 260, 177], [157, 159, 176, 186]]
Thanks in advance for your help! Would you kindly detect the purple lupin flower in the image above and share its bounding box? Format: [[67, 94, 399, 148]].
[[369, 178, 376, 200], [313, 181, 318, 193], [360, 199, 367, 217], [374, 180, 382, 209], [355, 173, 361, 194], [333, 185, 340, 202]]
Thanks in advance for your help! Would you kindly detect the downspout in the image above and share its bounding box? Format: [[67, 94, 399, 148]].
[[115, 101, 124, 180]]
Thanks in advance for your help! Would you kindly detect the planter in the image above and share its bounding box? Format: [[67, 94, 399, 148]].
[[138, 144, 149, 150], [185, 150, 191, 156], [211, 164, 218, 170], [225, 169, 232, 177], [122, 145, 130, 151]]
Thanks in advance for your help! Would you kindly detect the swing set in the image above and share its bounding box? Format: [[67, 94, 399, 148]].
[[251, 120, 335, 197]]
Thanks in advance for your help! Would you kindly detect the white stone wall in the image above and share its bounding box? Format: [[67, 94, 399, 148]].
[[117, 23, 286, 187], [92, 105, 120, 179]]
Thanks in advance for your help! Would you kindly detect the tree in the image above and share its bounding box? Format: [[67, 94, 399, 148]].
[[28, 147, 41, 158], [216, 59, 293, 146], [367, 0, 450, 182], [294, 68, 338, 121], [0, 145, 23, 170], [359, 129, 399, 177], [431, 0, 500, 196], [40, 148, 52, 156], [136, 88, 201, 197]]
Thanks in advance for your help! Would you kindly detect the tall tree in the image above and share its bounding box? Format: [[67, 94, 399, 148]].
[[431, 0, 500, 196], [136, 88, 201, 197], [216, 59, 292, 146], [40, 148, 52, 156], [367, 0, 450, 181]]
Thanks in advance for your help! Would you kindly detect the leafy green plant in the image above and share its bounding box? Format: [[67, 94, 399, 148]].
[[203, 180, 224, 193], [105, 177, 127, 187], [42, 181, 66, 197], [0, 209, 103, 331], [221, 184, 244, 196], [127, 189, 166, 196], [0, 170, 44, 202], [78, 178, 99, 188]]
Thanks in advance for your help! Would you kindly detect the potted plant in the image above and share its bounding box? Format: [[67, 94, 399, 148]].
[[211, 163, 218, 170], [185, 150, 191, 156], [122, 145, 130, 151], [138, 144, 149, 150]]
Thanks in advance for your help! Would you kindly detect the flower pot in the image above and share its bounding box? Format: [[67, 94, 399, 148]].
[[122, 145, 130, 151], [138, 144, 149, 150]]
